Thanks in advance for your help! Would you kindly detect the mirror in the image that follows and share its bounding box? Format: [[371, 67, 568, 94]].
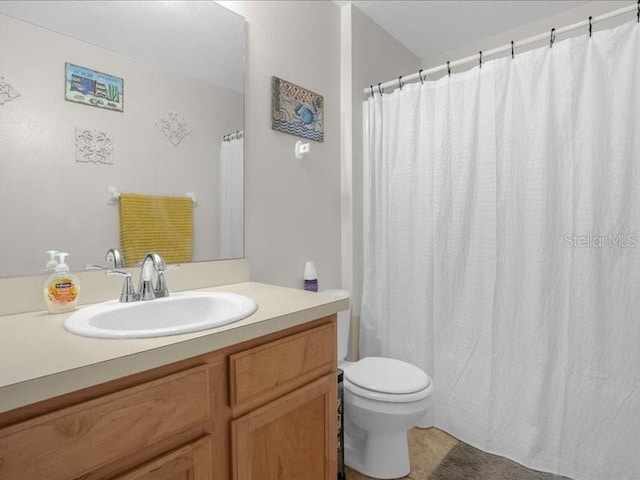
[[0, 1, 245, 277]]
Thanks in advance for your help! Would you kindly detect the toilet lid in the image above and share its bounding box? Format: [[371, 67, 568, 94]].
[[344, 357, 430, 394]]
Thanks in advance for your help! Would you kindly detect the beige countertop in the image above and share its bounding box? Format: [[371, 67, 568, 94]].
[[0, 282, 348, 414]]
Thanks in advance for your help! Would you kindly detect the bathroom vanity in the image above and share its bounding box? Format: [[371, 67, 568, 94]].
[[0, 281, 346, 480]]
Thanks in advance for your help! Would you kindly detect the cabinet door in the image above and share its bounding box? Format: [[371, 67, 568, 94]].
[[231, 374, 337, 480], [115, 436, 212, 480]]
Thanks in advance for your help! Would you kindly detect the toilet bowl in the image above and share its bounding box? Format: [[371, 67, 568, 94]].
[[321, 289, 434, 479]]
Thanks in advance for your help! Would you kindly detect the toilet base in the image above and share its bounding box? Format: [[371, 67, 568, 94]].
[[344, 420, 410, 479], [415, 407, 434, 429]]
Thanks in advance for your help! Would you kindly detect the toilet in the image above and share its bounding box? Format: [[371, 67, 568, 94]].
[[322, 289, 434, 479]]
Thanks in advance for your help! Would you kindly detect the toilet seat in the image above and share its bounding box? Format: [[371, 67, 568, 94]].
[[343, 357, 432, 403], [344, 377, 432, 403]]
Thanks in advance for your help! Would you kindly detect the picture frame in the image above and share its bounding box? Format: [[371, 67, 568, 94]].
[[65, 63, 124, 112], [271, 76, 324, 142]]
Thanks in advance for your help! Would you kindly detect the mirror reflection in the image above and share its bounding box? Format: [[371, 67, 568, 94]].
[[0, 1, 245, 277]]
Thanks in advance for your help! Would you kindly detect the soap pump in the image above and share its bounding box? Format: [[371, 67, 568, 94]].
[[43, 252, 81, 313], [44, 250, 59, 273]]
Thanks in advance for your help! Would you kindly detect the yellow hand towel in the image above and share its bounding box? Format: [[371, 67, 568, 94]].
[[119, 193, 193, 267]]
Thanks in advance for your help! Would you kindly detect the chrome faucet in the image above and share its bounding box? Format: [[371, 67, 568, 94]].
[[105, 248, 124, 268], [85, 248, 125, 270], [138, 252, 166, 301], [107, 252, 179, 303]]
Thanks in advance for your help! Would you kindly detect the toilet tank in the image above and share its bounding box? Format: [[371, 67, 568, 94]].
[[321, 289, 350, 363]]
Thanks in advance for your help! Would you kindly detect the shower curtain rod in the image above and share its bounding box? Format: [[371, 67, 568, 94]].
[[222, 130, 244, 142], [364, 2, 638, 96]]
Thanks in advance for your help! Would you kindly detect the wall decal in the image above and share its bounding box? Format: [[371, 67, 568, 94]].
[[0, 76, 21, 105], [155, 111, 193, 146], [65, 63, 124, 112], [271, 76, 324, 142], [75, 127, 114, 165]]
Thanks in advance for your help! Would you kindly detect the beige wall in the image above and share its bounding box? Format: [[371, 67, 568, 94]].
[[220, 1, 343, 290], [0, 13, 243, 276]]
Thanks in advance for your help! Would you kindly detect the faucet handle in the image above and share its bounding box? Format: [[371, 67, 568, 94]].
[[154, 264, 179, 298], [106, 270, 138, 303], [85, 264, 106, 270], [106, 269, 128, 276]]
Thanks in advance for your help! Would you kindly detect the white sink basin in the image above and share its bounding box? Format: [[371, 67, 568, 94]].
[[64, 291, 257, 339]]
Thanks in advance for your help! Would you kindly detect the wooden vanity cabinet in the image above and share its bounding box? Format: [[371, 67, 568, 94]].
[[0, 315, 337, 480]]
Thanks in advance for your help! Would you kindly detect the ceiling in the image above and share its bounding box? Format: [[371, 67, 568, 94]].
[[0, 1, 245, 92], [340, 1, 589, 60]]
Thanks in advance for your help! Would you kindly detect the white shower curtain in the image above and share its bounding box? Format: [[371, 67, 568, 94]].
[[218, 138, 244, 259], [362, 21, 640, 480]]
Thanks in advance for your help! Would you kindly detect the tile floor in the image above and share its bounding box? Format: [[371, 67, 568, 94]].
[[345, 428, 460, 480]]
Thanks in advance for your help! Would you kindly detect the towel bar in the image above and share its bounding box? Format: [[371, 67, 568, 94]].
[[107, 187, 196, 206]]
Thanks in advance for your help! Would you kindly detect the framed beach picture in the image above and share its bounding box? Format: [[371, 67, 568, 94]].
[[65, 63, 124, 112], [271, 76, 324, 142]]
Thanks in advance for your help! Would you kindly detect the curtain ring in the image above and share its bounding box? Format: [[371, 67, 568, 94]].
[[398, 76, 403, 91], [589, 16, 593, 37], [378, 83, 383, 95], [419, 69, 424, 84], [479, 51, 482, 68], [236, 130, 239, 139], [511, 41, 515, 59], [370, 85, 374, 97], [550, 27, 556, 48], [447, 61, 451, 77], [637, 0, 639, 23]]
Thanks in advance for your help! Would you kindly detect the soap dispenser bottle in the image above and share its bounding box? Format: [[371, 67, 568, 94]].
[[44, 250, 59, 273], [44, 252, 80, 313], [303, 261, 319, 292]]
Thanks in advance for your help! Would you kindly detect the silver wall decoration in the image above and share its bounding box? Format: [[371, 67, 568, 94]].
[[0, 76, 21, 105], [155, 111, 193, 146], [75, 127, 114, 165]]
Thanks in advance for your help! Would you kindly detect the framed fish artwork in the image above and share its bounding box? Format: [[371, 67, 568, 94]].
[[271, 76, 324, 142]]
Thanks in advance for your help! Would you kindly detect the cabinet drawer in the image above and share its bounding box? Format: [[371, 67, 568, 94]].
[[115, 435, 212, 480], [0, 365, 210, 480], [229, 322, 335, 410]]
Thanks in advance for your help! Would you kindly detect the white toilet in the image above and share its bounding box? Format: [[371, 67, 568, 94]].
[[323, 289, 434, 479]]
